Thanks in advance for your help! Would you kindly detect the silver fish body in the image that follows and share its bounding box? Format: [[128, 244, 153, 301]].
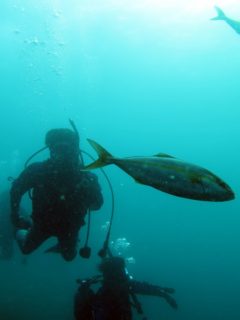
[[85, 139, 235, 202], [112, 156, 234, 201]]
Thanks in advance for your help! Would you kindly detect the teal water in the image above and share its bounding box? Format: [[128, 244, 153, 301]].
[[0, 1, 240, 319]]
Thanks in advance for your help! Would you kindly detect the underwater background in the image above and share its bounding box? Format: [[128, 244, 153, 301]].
[[0, 0, 240, 319]]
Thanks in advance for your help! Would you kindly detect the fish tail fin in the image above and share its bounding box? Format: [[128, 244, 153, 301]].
[[83, 139, 113, 170], [211, 6, 226, 21]]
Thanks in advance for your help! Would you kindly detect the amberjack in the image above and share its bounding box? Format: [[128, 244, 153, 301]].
[[84, 139, 235, 202]]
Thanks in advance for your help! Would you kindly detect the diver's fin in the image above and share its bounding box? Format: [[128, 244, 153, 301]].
[[83, 139, 113, 170], [154, 153, 175, 158], [45, 244, 61, 254], [211, 6, 226, 21]]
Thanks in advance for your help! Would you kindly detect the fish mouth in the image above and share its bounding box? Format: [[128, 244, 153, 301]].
[[226, 190, 235, 201], [200, 184, 235, 202], [224, 184, 235, 201], [214, 177, 235, 201], [215, 188, 235, 202]]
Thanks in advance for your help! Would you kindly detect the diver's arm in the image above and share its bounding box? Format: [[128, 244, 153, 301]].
[[74, 281, 95, 320], [10, 164, 39, 226], [131, 280, 178, 310]]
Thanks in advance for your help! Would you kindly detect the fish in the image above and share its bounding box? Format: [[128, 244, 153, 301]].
[[211, 6, 240, 34], [83, 139, 235, 202]]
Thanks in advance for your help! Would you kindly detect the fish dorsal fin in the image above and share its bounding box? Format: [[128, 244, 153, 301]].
[[154, 153, 175, 159]]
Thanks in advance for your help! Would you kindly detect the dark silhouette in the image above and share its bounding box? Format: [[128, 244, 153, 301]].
[[74, 256, 178, 320], [10, 128, 103, 261]]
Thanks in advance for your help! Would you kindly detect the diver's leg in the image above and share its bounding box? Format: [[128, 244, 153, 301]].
[[16, 226, 49, 255], [58, 229, 78, 261]]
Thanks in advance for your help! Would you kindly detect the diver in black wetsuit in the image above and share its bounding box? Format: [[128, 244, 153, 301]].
[[74, 256, 178, 320], [10, 128, 103, 261]]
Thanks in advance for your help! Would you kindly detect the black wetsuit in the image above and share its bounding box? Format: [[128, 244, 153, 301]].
[[74, 278, 177, 320], [10, 160, 103, 261]]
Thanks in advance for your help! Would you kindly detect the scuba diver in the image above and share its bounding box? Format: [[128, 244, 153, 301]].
[[10, 126, 103, 261], [74, 256, 178, 320]]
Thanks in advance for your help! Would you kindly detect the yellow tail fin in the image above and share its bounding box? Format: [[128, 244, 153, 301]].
[[83, 139, 113, 170]]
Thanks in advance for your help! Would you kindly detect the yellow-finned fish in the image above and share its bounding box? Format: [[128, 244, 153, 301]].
[[84, 139, 235, 202]]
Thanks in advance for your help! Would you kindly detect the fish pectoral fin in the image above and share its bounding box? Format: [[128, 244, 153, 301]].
[[154, 153, 176, 159]]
